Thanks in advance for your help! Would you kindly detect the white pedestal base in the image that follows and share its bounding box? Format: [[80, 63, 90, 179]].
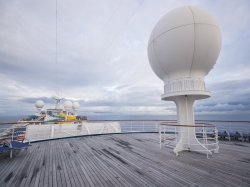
[[173, 126, 212, 156], [172, 95, 213, 157]]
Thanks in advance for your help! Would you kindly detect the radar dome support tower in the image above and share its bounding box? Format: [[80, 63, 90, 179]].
[[54, 96, 64, 109], [148, 6, 221, 155]]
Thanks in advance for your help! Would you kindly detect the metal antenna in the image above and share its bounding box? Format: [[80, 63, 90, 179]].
[[54, 96, 64, 109]]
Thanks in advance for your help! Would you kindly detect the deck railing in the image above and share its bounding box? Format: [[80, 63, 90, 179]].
[[0, 127, 26, 142], [24, 122, 122, 141], [0, 121, 160, 142], [0, 120, 250, 142], [159, 123, 219, 157]]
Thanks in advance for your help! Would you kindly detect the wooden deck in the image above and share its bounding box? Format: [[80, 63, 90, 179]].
[[0, 133, 250, 187]]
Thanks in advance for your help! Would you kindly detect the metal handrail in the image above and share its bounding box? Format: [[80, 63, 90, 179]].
[[0, 127, 27, 142], [159, 123, 219, 158], [160, 122, 215, 128], [1, 120, 249, 143]]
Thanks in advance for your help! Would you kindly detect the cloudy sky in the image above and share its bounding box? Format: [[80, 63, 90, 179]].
[[0, 0, 250, 118]]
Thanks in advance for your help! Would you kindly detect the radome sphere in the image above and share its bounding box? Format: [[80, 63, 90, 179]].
[[35, 100, 44, 109], [64, 101, 72, 110], [148, 6, 221, 82], [73, 101, 80, 110]]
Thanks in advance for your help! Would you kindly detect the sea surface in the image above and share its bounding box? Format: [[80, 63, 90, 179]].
[[1, 114, 250, 133]]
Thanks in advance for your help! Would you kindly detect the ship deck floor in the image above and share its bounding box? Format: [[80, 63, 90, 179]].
[[0, 133, 250, 187]]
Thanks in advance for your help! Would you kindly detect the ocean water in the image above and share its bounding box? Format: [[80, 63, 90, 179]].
[[87, 114, 250, 133], [1, 114, 250, 133], [0, 116, 24, 129]]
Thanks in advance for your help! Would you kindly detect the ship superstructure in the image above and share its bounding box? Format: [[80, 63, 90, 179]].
[[19, 97, 87, 125]]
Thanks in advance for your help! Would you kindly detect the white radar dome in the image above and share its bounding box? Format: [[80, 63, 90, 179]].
[[64, 101, 72, 111], [35, 100, 44, 109], [72, 101, 80, 110], [148, 6, 221, 99]]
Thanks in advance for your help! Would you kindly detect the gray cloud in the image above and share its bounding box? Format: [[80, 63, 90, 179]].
[[1, 0, 250, 118], [195, 79, 250, 114]]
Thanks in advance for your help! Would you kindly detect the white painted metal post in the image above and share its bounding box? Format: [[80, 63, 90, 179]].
[[159, 125, 162, 149], [84, 123, 90, 135], [188, 126, 190, 149], [175, 127, 178, 145], [214, 128, 219, 153], [202, 126, 205, 144], [50, 124, 54, 138], [164, 126, 166, 145], [204, 127, 208, 149], [12, 128, 14, 141], [10, 150, 13, 159]]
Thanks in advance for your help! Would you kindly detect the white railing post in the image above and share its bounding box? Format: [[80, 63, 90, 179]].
[[187, 126, 190, 149], [50, 124, 54, 138], [164, 126, 166, 145], [204, 127, 208, 149], [159, 125, 162, 149], [143, 121, 145, 132], [215, 127, 219, 153], [12, 128, 14, 141], [84, 123, 90, 135], [175, 127, 178, 145], [202, 126, 205, 144]]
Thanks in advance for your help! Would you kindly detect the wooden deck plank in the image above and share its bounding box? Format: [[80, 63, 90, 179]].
[[109, 137, 194, 186], [79, 148, 110, 186], [83, 140, 127, 187], [74, 140, 109, 186], [75, 144, 111, 187], [61, 141, 81, 187], [94, 136, 177, 185], [33, 144, 45, 187], [38, 141, 48, 187], [9, 146, 40, 187], [57, 140, 77, 187], [24, 142, 44, 187], [90, 136, 167, 186], [81, 138, 128, 187], [71, 139, 97, 187], [86, 137, 152, 186], [68, 140, 89, 187], [0, 133, 250, 187], [55, 140, 67, 187], [106, 136, 190, 186], [81, 138, 123, 187], [24, 145, 42, 187], [53, 140, 61, 187]]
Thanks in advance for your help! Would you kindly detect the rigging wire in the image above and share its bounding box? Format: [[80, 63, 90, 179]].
[[55, 0, 60, 99], [54, 0, 64, 107], [56, 0, 58, 69]]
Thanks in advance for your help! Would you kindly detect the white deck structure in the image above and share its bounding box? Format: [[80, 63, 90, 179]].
[[26, 122, 121, 142], [148, 6, 221, 156]]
